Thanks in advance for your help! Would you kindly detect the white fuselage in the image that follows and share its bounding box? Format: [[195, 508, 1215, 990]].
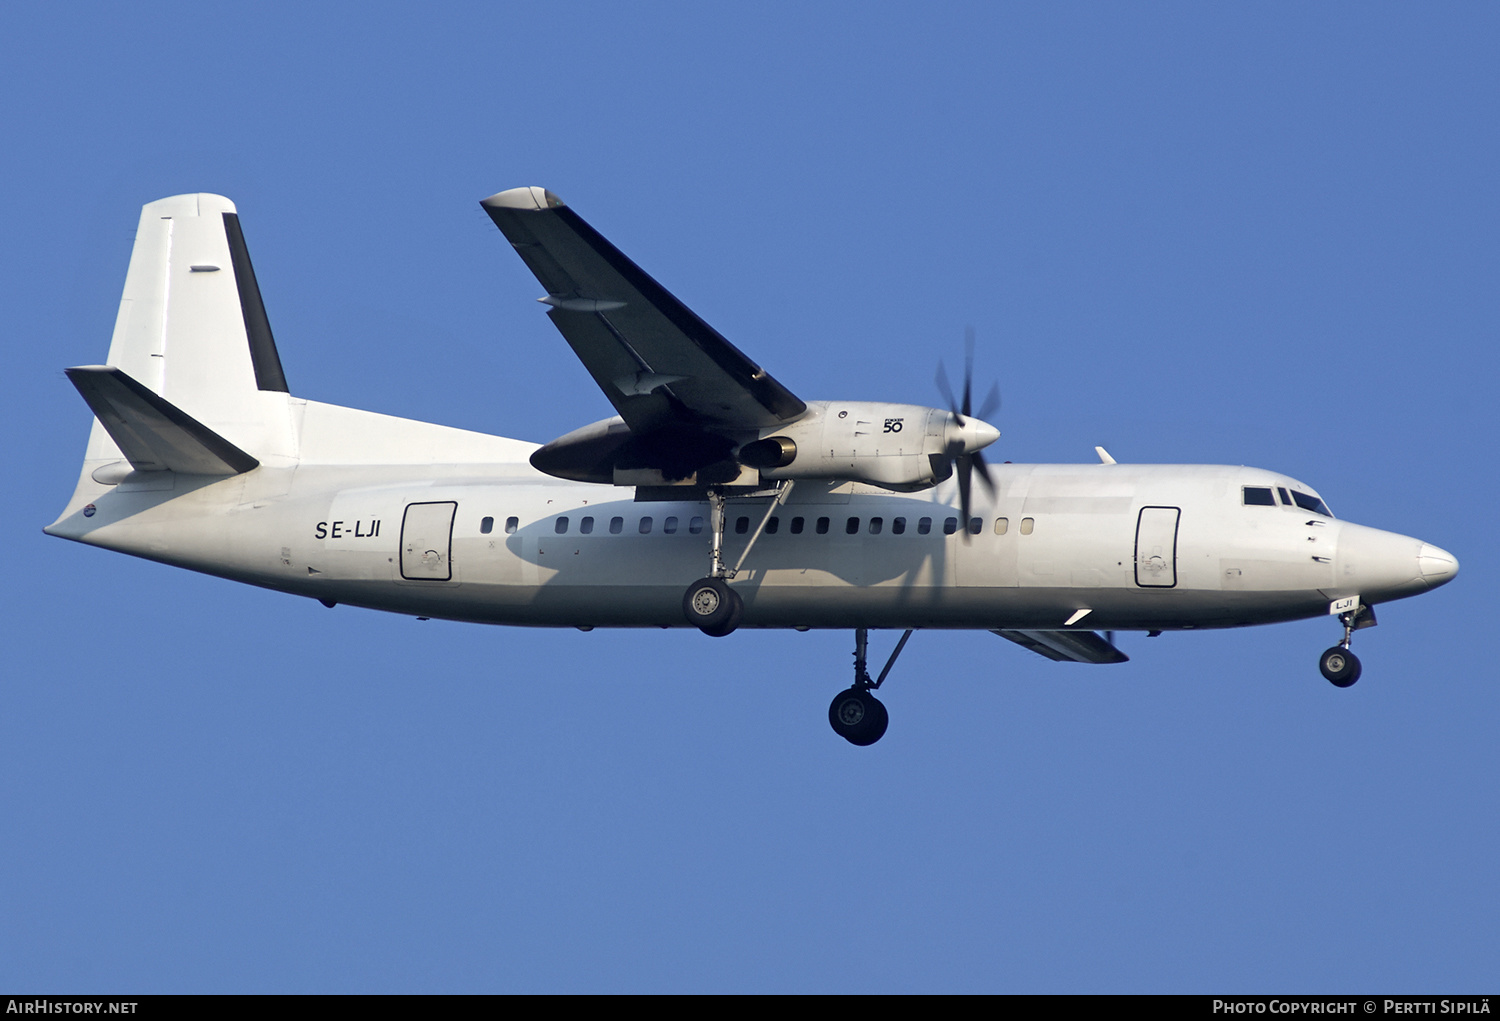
[[46, 399, 1453, 633]]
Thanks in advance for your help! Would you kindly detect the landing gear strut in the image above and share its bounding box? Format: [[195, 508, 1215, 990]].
[[682, 483, 793, 637], [828, 628, 913, 746], [1320, 603, 1374, 688]]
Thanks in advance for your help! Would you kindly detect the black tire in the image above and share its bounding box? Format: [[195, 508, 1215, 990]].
[[828, 688, 889, 746], [698, 589, 744, 637], [683, 577, 732, 628], [683, 577, 743, 636], [1320, 646, 1362, 687]]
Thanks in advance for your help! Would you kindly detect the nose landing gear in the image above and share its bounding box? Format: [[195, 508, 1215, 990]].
[[1319, 646, 1361, 687], [828, 628, 913, 746], [829, 687, 888, 746], [1320, 603, 1375, 688]]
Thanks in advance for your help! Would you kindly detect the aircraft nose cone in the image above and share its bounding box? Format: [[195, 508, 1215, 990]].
[[1418, 543, 1459, 587]]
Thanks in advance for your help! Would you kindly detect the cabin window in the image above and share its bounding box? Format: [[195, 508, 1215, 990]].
[[892, 517, 906, 535], [765, 516, 779, 534], [816, 517, 830, 534], [943, 517, 958, 535], [609, 516, 624, 534], [689, 516, 705, 534], [868, 517, 883, 535], [1290, 491, 1333, 517], [579, 516, 594, 534], [555, 517, 569, 534], [638, 517, 653, 534], [846, 517, 860, 535], [735, 516, 750, 535], [505, 516, 519, 534], [1243, 486, 1276, 506], [480, 516, 494, 534], [1020, 517, 1034, 535], [663, 516, 679, 534], [994, 517, 1008, 535], [968, 517, 982, 535], [917, 517, 932, 535], [790, 516, 805, 534]]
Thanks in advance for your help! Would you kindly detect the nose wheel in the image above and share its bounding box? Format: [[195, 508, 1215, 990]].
[[1320, 603, 1374, 687], [828, 628, 912, 746], [1319, 646, 1362, 687], [829, 687, 888, 746]]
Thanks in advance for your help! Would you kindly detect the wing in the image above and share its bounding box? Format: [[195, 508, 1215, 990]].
[[481, 187, 805, 435], [992, 629, 1130, 664]]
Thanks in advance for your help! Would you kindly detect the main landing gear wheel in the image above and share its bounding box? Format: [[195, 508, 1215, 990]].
[[683, 577, 743, 637], [1320, 647, 1362, 687], [828, 687, 889, 746]]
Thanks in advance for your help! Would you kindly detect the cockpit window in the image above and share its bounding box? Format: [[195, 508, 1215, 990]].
[[1290, 490, 1332, 517], [1242, 486, 1276, 506]]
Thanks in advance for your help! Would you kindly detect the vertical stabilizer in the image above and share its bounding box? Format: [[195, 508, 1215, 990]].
[[87, 194, 297, 468]]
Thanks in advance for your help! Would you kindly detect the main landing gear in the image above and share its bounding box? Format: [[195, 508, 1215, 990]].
[[682, 576, 742, 637], [1320, 603, 1375, 688], [829, 628, 913, 746], [682, 483, 793, 637]]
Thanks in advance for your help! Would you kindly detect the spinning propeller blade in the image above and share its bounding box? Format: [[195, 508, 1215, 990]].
[[935, 328, 1000, 541]]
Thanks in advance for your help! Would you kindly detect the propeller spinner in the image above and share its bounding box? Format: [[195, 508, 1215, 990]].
[[934, 328, 1001, 538]]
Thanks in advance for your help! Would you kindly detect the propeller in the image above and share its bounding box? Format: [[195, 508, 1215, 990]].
[[934, 326, 1001, 540]]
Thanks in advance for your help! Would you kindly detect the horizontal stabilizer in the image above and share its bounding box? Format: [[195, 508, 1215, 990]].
[[65, 366, 259, 475], [993, 629, 1129, 664]]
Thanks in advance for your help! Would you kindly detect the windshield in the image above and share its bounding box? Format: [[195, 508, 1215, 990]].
[[1290, 490, 1333, 517]]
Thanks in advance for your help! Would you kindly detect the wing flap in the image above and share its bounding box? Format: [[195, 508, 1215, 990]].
[[66, 366, 260, 475], [992, 629, 1129, 664], [482, 188, 805, 432]]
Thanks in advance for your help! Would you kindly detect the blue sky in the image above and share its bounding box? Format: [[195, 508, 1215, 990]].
[[2, 1, 1495, 992]]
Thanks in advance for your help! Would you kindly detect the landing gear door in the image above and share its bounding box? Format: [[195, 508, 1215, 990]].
[[401, 501, 457, 581], [1135, 506, 1180, 588]]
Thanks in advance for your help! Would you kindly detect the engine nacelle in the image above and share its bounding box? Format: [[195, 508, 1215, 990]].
[[746, 402, 975, 492], [531, 401, 997, 491]]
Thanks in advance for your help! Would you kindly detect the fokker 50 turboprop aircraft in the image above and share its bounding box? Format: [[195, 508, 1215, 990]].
[[47, 189, 1459, 745]]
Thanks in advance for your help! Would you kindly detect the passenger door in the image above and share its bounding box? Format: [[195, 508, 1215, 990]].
[[1134, 506, 1180, 588]]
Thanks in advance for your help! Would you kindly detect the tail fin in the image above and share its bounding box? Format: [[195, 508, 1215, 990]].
[[85, 193, 297, 467]]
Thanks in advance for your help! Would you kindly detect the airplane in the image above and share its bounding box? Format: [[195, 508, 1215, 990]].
[[46, 188, 1460, 746]]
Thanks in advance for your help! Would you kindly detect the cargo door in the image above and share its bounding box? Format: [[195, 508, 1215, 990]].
[[401, 501, 457, 580]]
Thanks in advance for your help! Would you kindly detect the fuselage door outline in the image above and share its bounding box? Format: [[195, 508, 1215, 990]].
[[1134, 505, 1181, 588], [401, 501, 458, 581]]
